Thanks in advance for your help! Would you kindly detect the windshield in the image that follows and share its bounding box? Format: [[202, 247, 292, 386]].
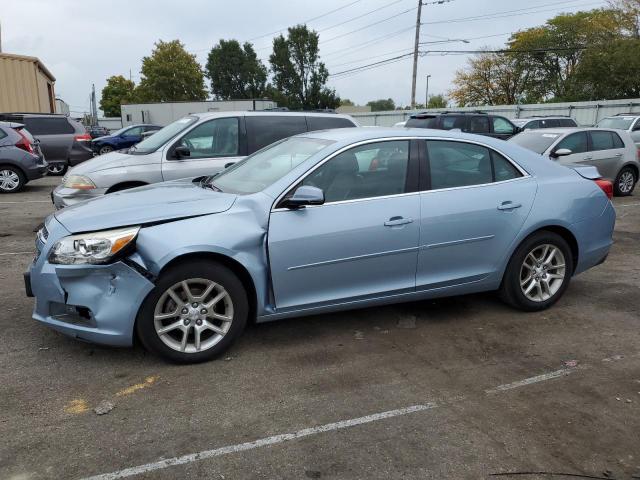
[[596, 117, 635, 130], [109, 126, 129, 136], [211, 137, 334, 194], [509, 132, 560, 154], [130, 116, 198, 154]]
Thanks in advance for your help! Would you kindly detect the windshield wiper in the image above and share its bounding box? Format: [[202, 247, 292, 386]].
[[199, 176, 222, 192]]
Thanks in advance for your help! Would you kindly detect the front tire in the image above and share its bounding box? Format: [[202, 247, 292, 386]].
[[136, 260, 248, 363], [614, 167, 636, 196], [0, 166, 26, 193], [500, 231, 573, 311]]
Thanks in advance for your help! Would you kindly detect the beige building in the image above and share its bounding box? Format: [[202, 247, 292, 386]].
[[0, 52, 56, 113]]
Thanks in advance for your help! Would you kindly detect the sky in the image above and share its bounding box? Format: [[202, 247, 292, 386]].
[[1, 0, 608, 116]]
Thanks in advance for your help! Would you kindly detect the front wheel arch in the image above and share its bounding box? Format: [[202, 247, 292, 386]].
[[155, 252, 257, 322], [106, 181, 148, 194]]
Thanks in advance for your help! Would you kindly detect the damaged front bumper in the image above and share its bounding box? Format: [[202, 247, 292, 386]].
[[26, 217, 154, 346]]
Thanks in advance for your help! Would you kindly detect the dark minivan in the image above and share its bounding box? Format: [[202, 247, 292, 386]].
[[405, 111, 519, 140]]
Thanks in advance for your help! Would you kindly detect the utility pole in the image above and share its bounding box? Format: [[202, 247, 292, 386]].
[[425, 74, 431, 108], [410, 0, 423, 109], [91, 84, 98, 126]]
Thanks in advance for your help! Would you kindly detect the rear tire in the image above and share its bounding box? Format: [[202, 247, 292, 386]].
[[614, 167, 636, 196], [0, 166, 26, 193], [136, 260, 248, 363], [499, 231, 573, 311], [47, 163, 68, 176], [98, 145, 114, 155]]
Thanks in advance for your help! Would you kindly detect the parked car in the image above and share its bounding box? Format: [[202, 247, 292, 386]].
[[0, 121, 48, 193], [0, 113, 92, 176], [512, 116, 577, 130], [86, 125, 110, 139], [91, 124, 162, 156], [52, 111, 358, 208], [405, 111, 519, 139], [596, 113, 640, 146], [510, 127, 639, 196], [27, 127, 615, 362]]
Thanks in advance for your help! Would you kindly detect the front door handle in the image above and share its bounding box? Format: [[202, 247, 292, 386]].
[[497, 201, 522, 211], [614, 152, 623, 157], [384, 216, 413, 227], [583, 156, 593, 161]]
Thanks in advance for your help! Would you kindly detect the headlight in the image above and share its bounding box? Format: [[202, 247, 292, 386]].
[[49, 226, 140, 265], [64, 175, 96, 190]]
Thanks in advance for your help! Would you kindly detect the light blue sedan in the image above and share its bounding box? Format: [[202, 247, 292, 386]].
[[25, 128, 615, 363]]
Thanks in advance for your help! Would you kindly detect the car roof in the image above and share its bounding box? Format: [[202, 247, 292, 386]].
[[193, 110, 355, 121], [515, 116, 573, 121], [517, 127, 622, 135]]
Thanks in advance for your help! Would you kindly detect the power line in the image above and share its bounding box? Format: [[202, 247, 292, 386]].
[[247, 0, 364, 42], [320, 5, 419, 43], [321, 25, 415, 58], [421, 0, 605, 25], [316, 0, 406, 33]]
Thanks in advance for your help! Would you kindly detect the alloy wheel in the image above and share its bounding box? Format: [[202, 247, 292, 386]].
[[618, 170, 635, 194], [153, 278, 234, 354], [99, 146, 113, 155], [519, 244, 566, 302], [48, 164, 65, 175], [0, 169, 20, 192]]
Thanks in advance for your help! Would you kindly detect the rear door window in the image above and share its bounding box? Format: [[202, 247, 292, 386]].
[[306, 116, 355, 131], [612, 132, 625, 148], [468, 116, 490, 134], [24, 117, 75, 135], [590, 131, 614, 151], [427, 141, 493, 189], [557, 118, 577, 127], [555, 132, 588, 154], [440, 116, 466, 130], [405, 116, 438, 128], [246, 115, 307, 153], [525, 120, 540, 129]]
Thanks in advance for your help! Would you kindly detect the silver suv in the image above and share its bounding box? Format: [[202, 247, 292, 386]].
[[52, 111, 357, 208], [596, 114, 640, 146], [509, 127, 639, 196], [512, 116, 577, 130]]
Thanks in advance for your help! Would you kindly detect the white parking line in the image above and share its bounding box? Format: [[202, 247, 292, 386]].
[[485, 368, 575, 394], [616, 202, 640, 207], [80, 403, 437, 480], [0, 252, 32, 256]]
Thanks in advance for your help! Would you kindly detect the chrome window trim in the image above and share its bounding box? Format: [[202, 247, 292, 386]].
[[271, 135, 531, 212]]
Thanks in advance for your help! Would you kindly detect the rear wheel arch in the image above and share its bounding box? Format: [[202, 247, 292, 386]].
[[0, 162, 26, 178], [620, 163, 638, 179]]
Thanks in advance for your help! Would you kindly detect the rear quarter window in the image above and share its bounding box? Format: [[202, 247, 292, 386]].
[[612, 132, 625, 148], [405, 116, 438, 128], [24, 117, 75, 135], [306, 116, 355, 131], [590, 131, 614, 151], [245, 115, 308, 153], [0, 128, 7, 140]]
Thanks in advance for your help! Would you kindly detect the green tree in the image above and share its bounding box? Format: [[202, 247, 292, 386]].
[[366, 98, 395, 111], [100, 75, 135, 117], [427, 94, 447, 108], [134, 40, 207, 102], [508, 9, 621, 101], [269, 25, 339, 110], [573, 38, 640, 99], [205, 40, 267, 99], [608, 0, 640, 37]]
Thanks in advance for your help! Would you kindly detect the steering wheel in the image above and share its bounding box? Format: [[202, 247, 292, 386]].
[[183, 138, 196, 151]]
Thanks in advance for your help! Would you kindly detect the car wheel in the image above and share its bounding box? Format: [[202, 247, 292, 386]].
[[47, 163, 68, 176], [0, 167, 26, 193], [499, 231, 573, 311], [99, 145, 114, 155], [614, 167, 636, 196], [136, 260, 248, 363]]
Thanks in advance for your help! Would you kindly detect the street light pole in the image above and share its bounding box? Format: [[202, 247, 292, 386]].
[[425, 74, 431, 108]]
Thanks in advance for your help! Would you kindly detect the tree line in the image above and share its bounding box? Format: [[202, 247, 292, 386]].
[[449, 0, 640, 106], [100, 25, 340, 117]]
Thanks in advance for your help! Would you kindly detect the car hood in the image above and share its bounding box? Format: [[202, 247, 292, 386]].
[[54, 178, 237, 233], [68, 150, 157, 176]]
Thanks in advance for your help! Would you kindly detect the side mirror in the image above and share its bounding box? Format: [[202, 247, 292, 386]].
[[551, 148, 572, 158], [283, 185, 324, 209], [174, 145, 190, 159]]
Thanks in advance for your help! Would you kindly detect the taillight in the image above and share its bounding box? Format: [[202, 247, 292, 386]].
[[595, 179, 613, 199], [74, 133, 92, 142], [15, 129, 34, 154]]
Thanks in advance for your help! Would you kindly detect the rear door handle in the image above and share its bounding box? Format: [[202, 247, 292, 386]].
[[497, 201, 522, 211], [583, 156, 593, 161], [384, 216, 413, 227], [614, 152, 623, 157]]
